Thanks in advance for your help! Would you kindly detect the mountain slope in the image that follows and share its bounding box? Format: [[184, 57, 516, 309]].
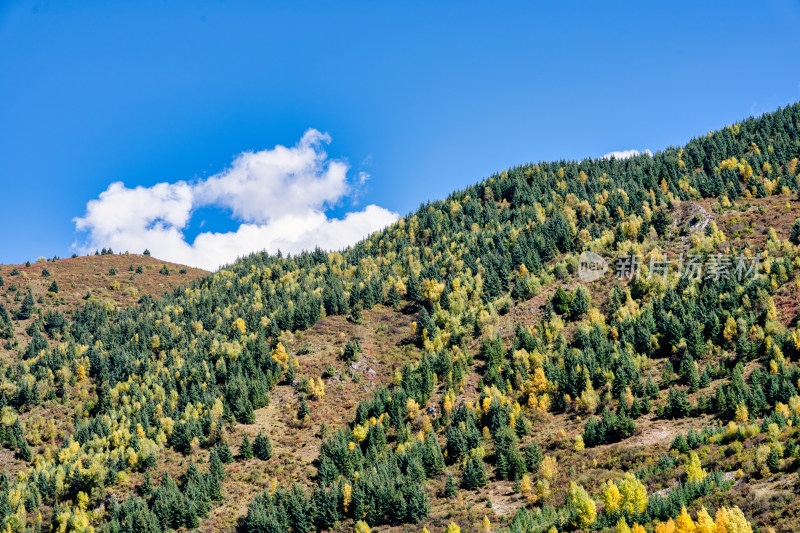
[[2, 104, 800, 532]]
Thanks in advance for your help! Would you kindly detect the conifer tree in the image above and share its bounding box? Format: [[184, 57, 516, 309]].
[[443, 474, 457, 498], [524, 441, 543, 472], [551, 287, 571, 315], [0, 304, 12, 339], [422, 430, 445, 477], [17, 290, 35, 320], [297, 395, 310, 421], [652, 208, 673, 237], [679, 353, 700, 392], [404, 481, 429, 523], [387, 283, 401, 308], [141, 470, 154, 498], [461, 455, 487, 490], [671, 434, 689, 453], [239, 436, 254, 460], [569, 286, 590, 320], [406, 272, 423, 308], [215, 441, 234, 464], [253, 431, 273, 461], [209, 449, 225, 482], [17, 440, 32, 462], [96, 381, 112, 414], [662, 361, 675, 387], [767, 447, 780, 473], [110, 495, 162, 533], [791, 218, 800, 245]]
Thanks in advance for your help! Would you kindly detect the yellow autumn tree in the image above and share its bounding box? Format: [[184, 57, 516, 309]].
[[655, 518, 677, 533], [519, 473, 532, 495], [567, 481, 596, 529], [540, 455, 558, 481], [443, 392, 454, 416], [715, 506, 751, 533], [675, 507, 696, 533], [578, 381, 601, 413], [446, 523, 461, 533], [76, 491, 89, 510], [714, 507, 730, 532], [352, 423, 368, 442], [271, 342, 289, 370], [734, 402, 749, 423], [342, 483, 352, 512], [232, 317, 246, 334], [686, 452, 706, 484], [695, 507, 715, 533], [618, 473, 647, 514], [308, 377, 325, 400], [616, 518, 631, 533], [723, 316, 738, 345], [421, 278, 445, 304], [601, 479, 622, 514]]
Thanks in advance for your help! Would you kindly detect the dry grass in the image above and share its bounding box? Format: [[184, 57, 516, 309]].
[[0, 253, 207, 315]]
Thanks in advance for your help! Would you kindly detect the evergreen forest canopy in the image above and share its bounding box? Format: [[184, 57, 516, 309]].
[[3, 103, 800, 532]]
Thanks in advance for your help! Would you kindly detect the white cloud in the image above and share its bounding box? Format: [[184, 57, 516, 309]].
[[73, 130, 399, 271], [193, 130, 349, 223], [601, 148, 653, 160], [75, 181, 195, 242]]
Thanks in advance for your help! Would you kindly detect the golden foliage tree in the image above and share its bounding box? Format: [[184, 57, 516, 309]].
[[540, 455, 558, 481], [655, 518, 677, 533], [232, 317, 246, 334], [601, 480, 622, 514], [714, 506, 752, 533], [446, 523, 461, 533], [695, 507, 715, 533], [271, 342, 289, 370], [675, 507, 696, 533], [686, 452, 706, 484], [618, 473, 647, 514], [567, 481, 596, 529]]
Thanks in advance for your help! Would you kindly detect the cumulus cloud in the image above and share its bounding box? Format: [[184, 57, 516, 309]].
[[601, 148, 653, 160], [73, 130, 399, 270]]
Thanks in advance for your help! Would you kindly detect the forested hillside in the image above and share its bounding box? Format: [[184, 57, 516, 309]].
[[3, 104, 800, 532]]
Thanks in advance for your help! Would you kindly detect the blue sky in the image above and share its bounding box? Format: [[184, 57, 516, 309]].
[[1, 1, 799, 269]]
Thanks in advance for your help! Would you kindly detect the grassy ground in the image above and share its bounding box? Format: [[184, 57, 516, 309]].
[[0, 252, 207, 317]]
